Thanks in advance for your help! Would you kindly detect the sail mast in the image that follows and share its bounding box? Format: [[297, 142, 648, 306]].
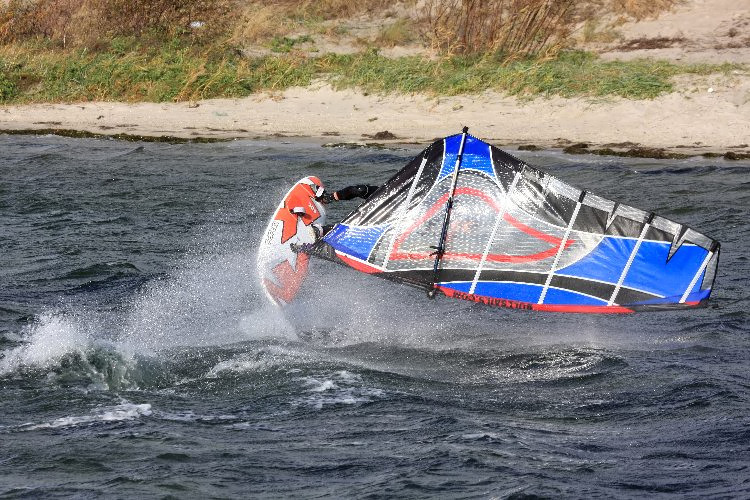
[[428, 126, 469, 298]]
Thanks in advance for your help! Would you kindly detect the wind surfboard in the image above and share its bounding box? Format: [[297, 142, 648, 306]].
[[257, 176, 327, 306]]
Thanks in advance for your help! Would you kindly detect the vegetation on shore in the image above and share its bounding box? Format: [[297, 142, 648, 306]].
[[0, 0, 742, 105], [1, 39, 740, 104]]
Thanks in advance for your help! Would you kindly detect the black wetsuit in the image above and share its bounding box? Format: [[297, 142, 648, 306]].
[[333, 185, 380, 201]]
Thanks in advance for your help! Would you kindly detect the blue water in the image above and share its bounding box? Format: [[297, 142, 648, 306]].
[[1, 134, 749, 497]]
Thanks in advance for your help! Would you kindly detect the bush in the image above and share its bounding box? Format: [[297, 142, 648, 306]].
[[0, 0, 77, 45]]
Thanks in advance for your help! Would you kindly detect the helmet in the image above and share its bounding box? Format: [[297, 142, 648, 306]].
[[300, 176, 326, 199]]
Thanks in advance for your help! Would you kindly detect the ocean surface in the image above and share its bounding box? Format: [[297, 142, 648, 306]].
[[1, 134, 749, 498]]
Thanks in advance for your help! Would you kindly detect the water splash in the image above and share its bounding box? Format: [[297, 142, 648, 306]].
[[119, 249, 297, 355], [0, 311, 91, 376]]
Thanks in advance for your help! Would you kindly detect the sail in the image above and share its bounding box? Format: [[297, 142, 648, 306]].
[[313, 133, 720, 313]]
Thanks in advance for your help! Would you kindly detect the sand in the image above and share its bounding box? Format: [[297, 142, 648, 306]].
[[3, 80, 749, 154], [595, 0, 750, 64]]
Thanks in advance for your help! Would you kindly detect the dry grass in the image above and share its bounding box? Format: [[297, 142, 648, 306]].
[[0, 0, 685, 57], [230, 5, 294, 44], [220, 0, 406, 46], [229, 0, 403, 48], [375, 18, 414, 48], [282, 0, 394, 20], [582, 19, 621, 43], [0, 0, 236, 46], [421, 0, 576, 59]]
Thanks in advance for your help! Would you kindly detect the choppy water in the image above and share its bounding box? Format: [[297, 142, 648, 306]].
[[1, 134, 749, 498]]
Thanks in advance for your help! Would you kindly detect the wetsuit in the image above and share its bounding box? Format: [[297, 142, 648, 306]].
[[331, 185, 380, 202]]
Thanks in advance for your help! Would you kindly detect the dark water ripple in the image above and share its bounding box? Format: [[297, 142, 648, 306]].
[[1, 134, 749, 498]]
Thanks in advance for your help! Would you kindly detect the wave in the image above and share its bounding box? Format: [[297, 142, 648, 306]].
[[293, 370, 386, 410], [61, 262, 141, 280], [0, 311, 92, 376], [6, 402, 151, 432]]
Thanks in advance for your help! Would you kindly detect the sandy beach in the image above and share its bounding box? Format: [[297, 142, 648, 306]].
[[1, 0, 749, 156], [2, 79, 749, 155]]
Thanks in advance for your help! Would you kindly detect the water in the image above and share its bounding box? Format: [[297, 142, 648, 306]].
[[1, 134, 749, 498]]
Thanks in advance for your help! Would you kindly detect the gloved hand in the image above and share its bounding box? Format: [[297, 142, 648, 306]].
[[317, 190, 336, 204]]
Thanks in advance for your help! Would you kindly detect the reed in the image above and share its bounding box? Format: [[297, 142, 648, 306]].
[[421, 0, 576, 59], [285, 0, 393, 20]]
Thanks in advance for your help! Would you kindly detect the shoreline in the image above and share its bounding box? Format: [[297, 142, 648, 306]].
[[2, 84, 750, 159], [3, 127, 749, 161]]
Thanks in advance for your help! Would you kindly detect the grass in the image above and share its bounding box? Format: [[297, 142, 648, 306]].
[[375, 18, 415, 47], [318, 51, 741, 99], [0, 41, 743, 104], [269, 35, 314, 53]]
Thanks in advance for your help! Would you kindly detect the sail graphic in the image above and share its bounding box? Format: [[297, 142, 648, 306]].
[[311, 132, 720, 313]]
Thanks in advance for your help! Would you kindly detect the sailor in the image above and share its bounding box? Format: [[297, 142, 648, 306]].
[[318, 184, 380, 203]]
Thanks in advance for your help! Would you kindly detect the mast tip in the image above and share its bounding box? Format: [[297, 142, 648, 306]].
[[462, 126, 469, 134]]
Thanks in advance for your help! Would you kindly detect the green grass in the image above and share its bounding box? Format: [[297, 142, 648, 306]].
[[0, 41, 743, 104], [322, 50, 742, 98], [0, 66, 17, 101]]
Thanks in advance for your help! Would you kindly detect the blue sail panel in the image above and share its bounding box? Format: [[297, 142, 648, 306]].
[[623, 242, 709, 298], [438, 134, 496, 180], [323, 223, 387, 262], [556, 237, 634, 285], [542, 287, 609, 306], [438, 134, 461, 180], [461, 136, 496, 178]]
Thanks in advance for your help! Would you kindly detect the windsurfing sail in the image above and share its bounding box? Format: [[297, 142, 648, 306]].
[[309, 131, 720, 313]]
